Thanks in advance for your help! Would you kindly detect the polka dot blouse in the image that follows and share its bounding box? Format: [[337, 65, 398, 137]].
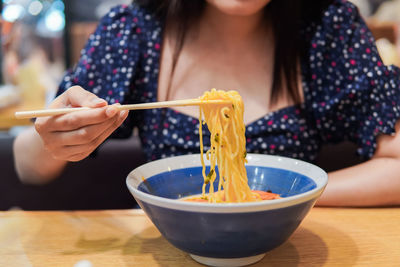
[[58, 0, 400, 163]]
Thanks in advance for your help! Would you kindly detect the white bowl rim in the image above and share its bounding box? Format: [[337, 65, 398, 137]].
[[126, 153, 328, 213]]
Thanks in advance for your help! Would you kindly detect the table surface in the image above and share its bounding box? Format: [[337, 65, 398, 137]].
[[0, 207, 399, 267]]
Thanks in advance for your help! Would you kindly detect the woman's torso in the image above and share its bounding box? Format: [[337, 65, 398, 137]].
[[131, 19, 321, 162], [59, 1, 399, 163]]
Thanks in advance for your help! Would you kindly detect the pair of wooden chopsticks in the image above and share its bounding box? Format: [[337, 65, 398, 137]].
[[14, 99, 231, 119]]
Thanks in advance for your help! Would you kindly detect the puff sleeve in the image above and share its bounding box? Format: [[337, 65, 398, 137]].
[[58, 5, 143, 102], [304, 0, 400, 159], [57, 4, 160, 138]]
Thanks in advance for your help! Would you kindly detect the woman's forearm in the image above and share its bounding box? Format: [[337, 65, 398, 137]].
[[13, 127, 68, 184], [316, 157, 400, 207]]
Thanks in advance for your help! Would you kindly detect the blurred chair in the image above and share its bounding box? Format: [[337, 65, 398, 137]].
[[315, 141, 363, 173]]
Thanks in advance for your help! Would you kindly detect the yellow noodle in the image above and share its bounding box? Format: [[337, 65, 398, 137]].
[[198, 88, 257, 203]]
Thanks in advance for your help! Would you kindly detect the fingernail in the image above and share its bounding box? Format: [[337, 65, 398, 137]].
[[119, 110, 127, 118], [106, 107, 117, 117], [92, 98, 106, 105]]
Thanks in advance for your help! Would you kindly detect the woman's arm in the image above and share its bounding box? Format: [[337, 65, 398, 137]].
[[316, 122, 400, 207], [13, 126, 68, 184]]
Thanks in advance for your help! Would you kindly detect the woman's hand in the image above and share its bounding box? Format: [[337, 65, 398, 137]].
[[34, 86, 129, 162]]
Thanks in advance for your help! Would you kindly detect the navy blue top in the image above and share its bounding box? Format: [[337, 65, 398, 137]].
[[58, 0, 400, 163]]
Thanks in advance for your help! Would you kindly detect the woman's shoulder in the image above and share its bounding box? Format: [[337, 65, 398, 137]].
[[303, 0, 372, 58], [98, 2, 163, 32], [325, 0, 360, 15], [319, 0, 364, 35], [301, 0, 367, 58]]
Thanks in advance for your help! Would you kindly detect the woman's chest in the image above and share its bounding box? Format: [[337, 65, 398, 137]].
[[156, 37, 284, 125], [137, 106, 321, 163]]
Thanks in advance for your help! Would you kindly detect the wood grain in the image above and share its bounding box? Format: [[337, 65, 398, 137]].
[[0, 208, 399, 266]]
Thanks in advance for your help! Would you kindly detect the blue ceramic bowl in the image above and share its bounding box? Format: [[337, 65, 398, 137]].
[[126, 154, 327, 267]]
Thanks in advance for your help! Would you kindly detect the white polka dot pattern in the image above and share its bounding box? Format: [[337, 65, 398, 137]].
[[57, 0, 400, 163]]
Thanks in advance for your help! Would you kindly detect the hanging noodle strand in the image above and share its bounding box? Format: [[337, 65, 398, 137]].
[[193, 89, 280, 203]]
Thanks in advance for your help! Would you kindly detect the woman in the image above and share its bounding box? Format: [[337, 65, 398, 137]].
[[13, 0, 400, 206]]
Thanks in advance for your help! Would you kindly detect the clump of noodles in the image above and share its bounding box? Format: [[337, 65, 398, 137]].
[[198, 89, 260, 203]]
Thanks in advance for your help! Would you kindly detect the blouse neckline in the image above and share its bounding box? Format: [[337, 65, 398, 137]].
[[150, 26, 309, 128]]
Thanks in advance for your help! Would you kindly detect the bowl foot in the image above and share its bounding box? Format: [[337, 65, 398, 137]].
[[190, 253, 265, 267]]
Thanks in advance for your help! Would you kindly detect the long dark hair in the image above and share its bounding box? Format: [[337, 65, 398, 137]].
[[136, 0, 333, 104]]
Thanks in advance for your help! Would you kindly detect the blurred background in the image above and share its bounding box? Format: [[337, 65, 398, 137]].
[[1, 0, 400, 210], [0, 0, 131, 130]]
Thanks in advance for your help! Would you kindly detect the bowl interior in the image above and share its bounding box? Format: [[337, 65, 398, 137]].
[[138, 165, 316, 200]]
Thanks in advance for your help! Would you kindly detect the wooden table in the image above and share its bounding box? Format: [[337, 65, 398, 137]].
[[0, 208, 399, 267]]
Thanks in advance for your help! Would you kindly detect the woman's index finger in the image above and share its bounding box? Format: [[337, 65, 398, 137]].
[[47, 106, 118, 131]]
